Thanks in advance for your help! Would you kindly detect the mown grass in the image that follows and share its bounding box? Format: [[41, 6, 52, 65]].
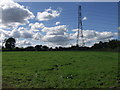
[[2, 51, 118, 88]]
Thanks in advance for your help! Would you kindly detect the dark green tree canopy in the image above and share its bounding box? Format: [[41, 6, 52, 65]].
[[5, 37, 16, 49]]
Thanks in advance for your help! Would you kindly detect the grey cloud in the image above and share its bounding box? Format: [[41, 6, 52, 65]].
[[0, 0, 35, 28], [71, 29, 118, 46], [41, 25, 71, 45]]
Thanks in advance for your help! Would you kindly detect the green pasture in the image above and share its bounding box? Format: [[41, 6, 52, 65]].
[[2, 51, 118, 88]]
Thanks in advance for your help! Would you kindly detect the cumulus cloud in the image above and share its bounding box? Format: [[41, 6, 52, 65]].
[[29, 22, 45, 30], [0, 27, 43, 41], [55, 21, 60, 25], [42, 25, 67, 35], [0, 25, 118, 47], [36, 7, 61, 21], [71, 29, 118, 46], [82, 17, 87, 21], [10, 29, 21, 38], [42, 35, 70, 45], [0, 28, 14, 47], [0, 0, 35, 28], [33, 32, 42, 40], [10, 27, 44, 40], [0, 28, 10, 37], [41, 25, 71, 45], [9, 27, 33, 38], [16, 40, 32, 47], [20, 30, 33, 38]]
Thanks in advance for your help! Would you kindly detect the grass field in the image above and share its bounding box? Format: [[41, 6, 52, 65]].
[[2, 51, 118, 88]]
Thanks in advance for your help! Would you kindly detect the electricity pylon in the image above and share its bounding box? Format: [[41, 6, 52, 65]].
[[76, 5, 85, 47]]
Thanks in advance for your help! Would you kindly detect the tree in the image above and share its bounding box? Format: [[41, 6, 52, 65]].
[[35, 45, 42, 51], [42, 45, 49, 51], [108, 40, 119, 49], [25, 46, 35, 51], [5, 37, 16, 49]]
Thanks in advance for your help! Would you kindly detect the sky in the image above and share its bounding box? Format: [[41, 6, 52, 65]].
[[0, 0, 118, 47], [14, 0, 120, 2]]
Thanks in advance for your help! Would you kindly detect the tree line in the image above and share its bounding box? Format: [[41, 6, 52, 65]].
[[1, 37, 120, 51]]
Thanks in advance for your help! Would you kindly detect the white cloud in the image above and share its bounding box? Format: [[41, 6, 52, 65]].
[[10, 29, 21, 38], [11, 27, 44, 40], [10, 27, 34, 38], [0, 0, 35, 28], [29, 22, 45, 29], [33, 32, 42, 40], [36, 7, 61, 21], [82, 17, 87, 21], [20, 30, 33, 38], [0, 27, 43, 41], [55, 21, 60, 25], [71, 29, 118, 46], [0, 25, 118, 47], [41, 25, 71, 45], [0, 29, 11, 43], [42, 25, 67, 35], [16, 39, 32, 47]]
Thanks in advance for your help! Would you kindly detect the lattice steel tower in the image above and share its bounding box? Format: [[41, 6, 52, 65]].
[[76, 5, 85, 47]]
